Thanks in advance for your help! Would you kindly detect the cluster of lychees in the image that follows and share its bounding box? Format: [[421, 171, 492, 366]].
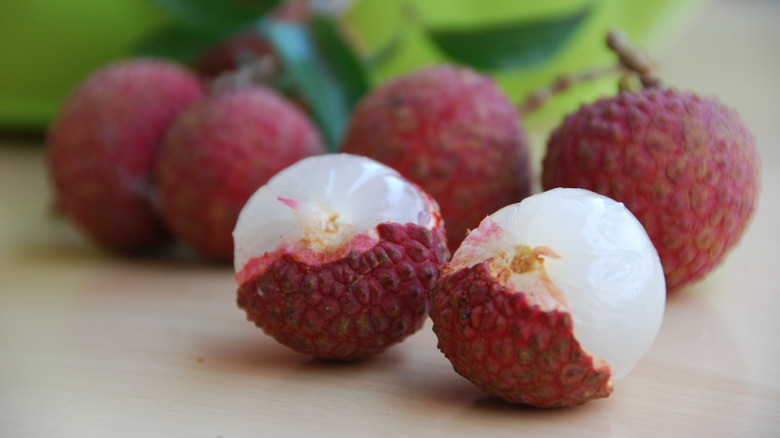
[[47, 29, 760, 408], [46, 58, 325, 261], [232, 51, 758, 408]]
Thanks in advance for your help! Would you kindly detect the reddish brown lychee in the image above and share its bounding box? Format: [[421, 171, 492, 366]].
[[45, 58, 204, 252], [430, 188, 666, 407], [234, 154, 449, 360], [193, 32, 273, 79], [341, 65, 531, 250], [542, 88, 761, 291], [192, 0, 310, 77], [154, 85, 324, 261]]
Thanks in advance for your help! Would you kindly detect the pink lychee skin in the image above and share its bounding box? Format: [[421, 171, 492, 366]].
[[543, 89, 761, 291], [237, 222, 449, 360], [154, 86, 325, 261], [431, 261, 613, 407], [341, 65, 532, 251], [46, 59, 204, 252]]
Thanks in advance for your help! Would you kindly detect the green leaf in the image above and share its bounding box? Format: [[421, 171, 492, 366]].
[[150, 0, 282, 31], [308, 18, 371, 112], [258, 17, 370, 151], [136, 0, 284, 63], [426, 6, 592, 71]]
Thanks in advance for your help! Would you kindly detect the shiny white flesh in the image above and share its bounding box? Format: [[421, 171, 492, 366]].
[[233, 154, 435, 273], [450, 188, 666, 380]]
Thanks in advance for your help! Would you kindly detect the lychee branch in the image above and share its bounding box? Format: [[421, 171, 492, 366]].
[[517, 28, 661, 117], [606, 28, 661, 89], [517, 64, 621, 116]]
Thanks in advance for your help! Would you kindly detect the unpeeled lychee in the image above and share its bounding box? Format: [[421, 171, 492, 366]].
[[154, 85, 324, 261], [341, 65, 531, 250], [430, 188, 666, 407], [192, 0, 310, 77], [193, 32, 273, 79], [234, 154, 449, 360], [46, 58, 204, 252], [542, 88, 761, 291]]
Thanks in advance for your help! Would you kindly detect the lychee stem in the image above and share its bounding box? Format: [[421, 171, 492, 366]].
[[509, 245, 560, 274], [517, 65, 621, 116], [517, 28, 661, 117], [606, 28, 661, 89], [279, 197, 358, 250], [210, 56, 280, 93], [493, 245, 570, 310]]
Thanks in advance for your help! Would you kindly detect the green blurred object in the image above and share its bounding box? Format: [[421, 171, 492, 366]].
[[346, 0, 707, 127], [0, 0, 706, 133], [0, 0, 167, 132]]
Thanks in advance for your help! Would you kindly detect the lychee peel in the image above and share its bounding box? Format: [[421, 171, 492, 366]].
[[432, 260, 613, 407], [341, 65, 531, 250], [46, 58, 204, 251], [238, 221, 447, 359], [542, 88, 761, 291], [430, 188, 666, 407], [234, 154, 449, 359]]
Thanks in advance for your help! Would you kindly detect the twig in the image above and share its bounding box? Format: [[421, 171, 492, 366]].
[[517, 65, 622, 116], [517, 28, 661, 116], [606, 28, 661, 88]]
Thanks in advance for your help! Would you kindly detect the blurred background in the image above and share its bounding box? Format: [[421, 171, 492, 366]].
[[0, 0, 708, 137]]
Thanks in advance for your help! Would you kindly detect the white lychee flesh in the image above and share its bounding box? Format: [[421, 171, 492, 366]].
[[448, 188, 666, 379], [233, 153, 439, 273]]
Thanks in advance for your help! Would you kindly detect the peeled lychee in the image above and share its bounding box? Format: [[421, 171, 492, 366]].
[[430, 188, 666, 407], [542, 88, 761, 291], [154, 85, 324, 261], [46, 58, 204, 252], [341, 65, 531, 250], [234, 154, 449, 360]]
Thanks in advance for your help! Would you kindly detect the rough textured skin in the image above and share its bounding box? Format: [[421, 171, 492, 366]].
[[155, 86, 324, 260], [46, 59, 204, 252], [237, 222, 449, 360], [430, 262, 613, 408], [543, 89, 761, 291], [341, 65, 531, 251]]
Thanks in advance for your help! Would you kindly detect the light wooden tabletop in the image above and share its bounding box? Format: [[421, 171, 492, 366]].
[[2, 1, 779, 436]]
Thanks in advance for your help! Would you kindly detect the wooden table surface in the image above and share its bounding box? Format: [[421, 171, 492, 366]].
[[2, 1, 779, 436]]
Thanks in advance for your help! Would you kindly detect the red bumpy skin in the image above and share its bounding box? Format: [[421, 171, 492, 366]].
[[46, 59, 204, 252], [341, 65, 531, 250], [237, 223, 448, 360], [542, 89, 760, 291], [430, 262, 613, 408], [154, 86, 324, 260]]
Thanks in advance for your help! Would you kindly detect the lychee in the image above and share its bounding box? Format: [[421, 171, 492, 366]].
[[542, 88, 761, 291], [154, 85, 325, 261], [46, 58, 204, 252], [192, 0, 310, 78], [193, 32, 274, 79], [234, 154, 449, 360], [341, 65, 531, 250], [430, 188, 666, 407]]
